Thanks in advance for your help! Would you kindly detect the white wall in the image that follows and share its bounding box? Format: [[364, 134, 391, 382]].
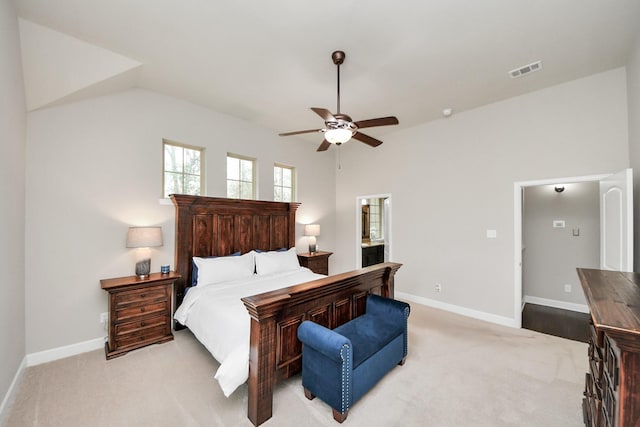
[[0, 0, 26, 414], [25, 89, 336, 353], [627, 32, 640, 271], [523, 182, 598, 306], [334, 68, 629, 321]]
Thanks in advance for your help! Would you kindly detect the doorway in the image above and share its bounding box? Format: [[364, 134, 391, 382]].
[[514, 169, 633, 329], [520, 181, 599, 341], [513, 173, 608, 329], [356, 194, 391, 269]]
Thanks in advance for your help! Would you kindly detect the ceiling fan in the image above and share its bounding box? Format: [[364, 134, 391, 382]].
[[279, 50, 399, 152]]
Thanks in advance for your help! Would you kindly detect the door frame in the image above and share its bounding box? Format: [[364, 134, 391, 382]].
[[356, 193, 392, 269], [513, 173, 608, 328]]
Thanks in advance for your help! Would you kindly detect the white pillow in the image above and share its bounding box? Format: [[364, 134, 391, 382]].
[[193, 251, 255, 286], [254, 247, 300, 275]]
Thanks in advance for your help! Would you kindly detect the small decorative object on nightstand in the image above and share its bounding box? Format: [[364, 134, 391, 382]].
[[297, 251, 332, 275], [100, 271, 180, 359]]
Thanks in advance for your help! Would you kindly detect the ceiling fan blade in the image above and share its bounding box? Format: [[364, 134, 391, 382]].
[[317, 139, 331, 152], [311, 107, 336, 122], [352, 132, 383, 147], [354, 116, 399, 129], [279, 129, 322, 136]]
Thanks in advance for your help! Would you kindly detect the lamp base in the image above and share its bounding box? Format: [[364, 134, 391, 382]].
[[135, 258, 151, 278], [308, 243, 317, 254]]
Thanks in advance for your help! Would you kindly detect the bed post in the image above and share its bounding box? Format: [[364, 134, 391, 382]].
[[244, 293, 289, 426], [382, 264, 395, 299], [247, 317, 276, 426]]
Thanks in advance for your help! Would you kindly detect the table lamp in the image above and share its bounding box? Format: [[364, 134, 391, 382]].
[[304, 224, 320, 254], [126, 226, 163, 278]]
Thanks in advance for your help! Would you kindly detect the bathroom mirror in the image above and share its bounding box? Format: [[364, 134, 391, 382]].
[[362, 205, 370, 240]]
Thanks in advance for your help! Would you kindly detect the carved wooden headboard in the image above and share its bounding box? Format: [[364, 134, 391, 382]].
[[170, 194, 300, 308]]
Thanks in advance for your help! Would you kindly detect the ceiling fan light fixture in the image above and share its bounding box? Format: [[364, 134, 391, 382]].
[[325, 128, 353, 144]]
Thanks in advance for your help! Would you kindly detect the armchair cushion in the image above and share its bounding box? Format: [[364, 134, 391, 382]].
[[333, 314, 403, 368]]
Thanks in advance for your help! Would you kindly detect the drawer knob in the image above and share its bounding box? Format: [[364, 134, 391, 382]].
[[141, 322, 146, 327], [140, 307, 145, 313], [140, 294, 146, 298]]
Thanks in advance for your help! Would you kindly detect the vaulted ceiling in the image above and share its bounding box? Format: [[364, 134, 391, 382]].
[[15, 0, 640, 141]]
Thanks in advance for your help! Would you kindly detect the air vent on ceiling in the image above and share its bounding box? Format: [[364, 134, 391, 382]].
[[509, 60, 542, 79]]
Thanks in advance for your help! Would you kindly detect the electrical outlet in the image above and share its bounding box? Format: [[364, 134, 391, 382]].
[[100, 312, 108, 324], [435, 283, 442, 293], [564, 284, 572, 293]]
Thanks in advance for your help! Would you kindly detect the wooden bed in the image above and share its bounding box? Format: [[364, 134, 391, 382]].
[[171, 194, 402, 426]]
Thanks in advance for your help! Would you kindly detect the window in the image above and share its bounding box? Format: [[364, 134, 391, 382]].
[[274, 164, 295, 202], [163, 140, 204, 198], [227, 153, 255, 199]]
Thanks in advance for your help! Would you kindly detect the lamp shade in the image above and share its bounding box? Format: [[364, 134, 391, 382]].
[[304, 224, 320, 237], [324, 128, 352, 144], [126, 227, 163, 248]]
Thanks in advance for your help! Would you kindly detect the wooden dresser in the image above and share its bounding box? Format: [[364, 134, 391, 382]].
[[297, 251, 332, 275], [577, 268, 640, 427], [100, 272, 180, 359]]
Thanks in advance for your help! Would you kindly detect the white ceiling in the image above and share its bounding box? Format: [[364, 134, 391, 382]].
[[15, 0, 640, 140]]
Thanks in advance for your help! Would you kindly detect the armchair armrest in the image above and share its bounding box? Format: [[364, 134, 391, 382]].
[[366, 294, 410, 325], [298, 321, 351, 362]]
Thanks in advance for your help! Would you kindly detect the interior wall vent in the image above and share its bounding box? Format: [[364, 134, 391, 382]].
[[509, 60, 542, 78]]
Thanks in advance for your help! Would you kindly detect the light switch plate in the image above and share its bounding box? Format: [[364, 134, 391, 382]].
[[553, 220, 565, 228], [486, 229, 497, 238]]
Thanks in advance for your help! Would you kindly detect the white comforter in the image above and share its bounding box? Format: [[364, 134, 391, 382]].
[[174, 267, 324, 396]]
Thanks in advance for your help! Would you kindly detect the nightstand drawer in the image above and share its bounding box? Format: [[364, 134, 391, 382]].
[[114, 285, 168, 307], [115, 300, 169, 322], [115, 325, 169, 349], [115, 314, 169, 335]]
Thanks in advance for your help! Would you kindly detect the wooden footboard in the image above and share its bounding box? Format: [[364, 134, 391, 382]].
[[242, 261, 402, 426]]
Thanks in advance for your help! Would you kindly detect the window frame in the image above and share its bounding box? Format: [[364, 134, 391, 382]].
[[226, 152, 257, 200], [162, 139, 205, 199], [273, 163, 296, 202]]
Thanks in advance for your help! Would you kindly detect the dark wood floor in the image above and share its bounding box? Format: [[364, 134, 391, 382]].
[[522, 303, 590, 343]]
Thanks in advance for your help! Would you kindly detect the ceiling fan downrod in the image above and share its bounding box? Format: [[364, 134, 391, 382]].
[[332, 51, 345, 114]]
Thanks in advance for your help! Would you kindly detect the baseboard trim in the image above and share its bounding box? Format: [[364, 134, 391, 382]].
[[0, 356, 26, 425], [523, 295, 589, 314], [396, 291, 519, 328], [26, 337, 105, 367]]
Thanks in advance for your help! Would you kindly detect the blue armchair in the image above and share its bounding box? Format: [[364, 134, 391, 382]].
[[297, 294, 410, 422]]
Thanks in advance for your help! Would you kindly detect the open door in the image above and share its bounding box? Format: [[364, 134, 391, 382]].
[[600, 168, 634, 271]]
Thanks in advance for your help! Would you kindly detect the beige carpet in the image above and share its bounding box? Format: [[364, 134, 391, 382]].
[[3, 303, 587, 426]]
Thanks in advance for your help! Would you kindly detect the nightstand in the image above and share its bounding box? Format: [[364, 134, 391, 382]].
[[297, 251, 332, 275], [100, 272, 180, 359]]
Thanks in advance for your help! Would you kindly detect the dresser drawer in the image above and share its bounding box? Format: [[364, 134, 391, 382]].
[[115, 314, 168, 336], [603, 337, 619, 391], [114, 285, 168, 307], [588, 317, 603, 348], [584, 373, 602, 427], [115, 325, 169, 349]]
